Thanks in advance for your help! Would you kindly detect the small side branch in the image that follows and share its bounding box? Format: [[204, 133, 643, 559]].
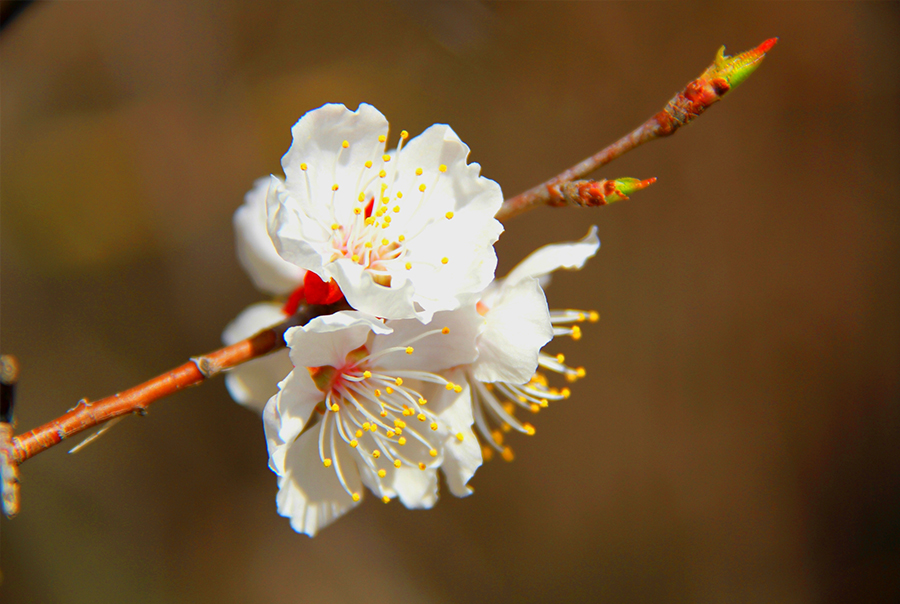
[[495, 38, 777, 222], [10, 304, 333, 464]]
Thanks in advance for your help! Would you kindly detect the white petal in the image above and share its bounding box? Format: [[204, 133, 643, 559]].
[[222, 303, 293, 412], [428, 370, 481, 497], [284, 311, 391, 371], [371, 305, 482, 372], [390, 466, 439, 509], [263, 368, 321, 457], [504, 225, 600, 288], [234, 178, 305, 296], [272, 428, 362, 537], [473, 277, 553, 384], [328, 259, 418, 321]]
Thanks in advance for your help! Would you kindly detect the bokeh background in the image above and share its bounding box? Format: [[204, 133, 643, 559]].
[[2, 2, 898, 603]]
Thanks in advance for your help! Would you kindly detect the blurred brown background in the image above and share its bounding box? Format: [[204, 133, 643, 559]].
[[1, 2, 898, 603]]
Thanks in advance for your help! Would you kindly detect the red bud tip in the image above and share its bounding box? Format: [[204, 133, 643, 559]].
[[756, 38, 778, 55]]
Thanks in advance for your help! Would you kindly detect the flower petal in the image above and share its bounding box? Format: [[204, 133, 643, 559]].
[[272, 428, 362, 537], [474, 277, 553, 384], [234, 178, 305, 296], [284, 311, 391, 371], [371, 305, 482, 372], [428, 370, 482, 497], [503, 225, 600, 288]]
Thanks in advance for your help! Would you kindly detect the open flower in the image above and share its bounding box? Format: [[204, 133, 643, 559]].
[[265, 308, 482, 536], [267, 103, 504, 322], [465, 227, 601, 460]]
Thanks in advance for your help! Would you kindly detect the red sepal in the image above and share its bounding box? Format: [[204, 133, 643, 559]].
[[303, 271, 344, 305]]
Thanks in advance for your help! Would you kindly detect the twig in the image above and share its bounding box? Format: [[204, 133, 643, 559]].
[[495, 38, 777, 222], [10, 304, 334, 464]]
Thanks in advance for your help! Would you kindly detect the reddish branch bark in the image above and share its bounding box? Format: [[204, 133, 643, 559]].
[[9, 305, 332, 464]]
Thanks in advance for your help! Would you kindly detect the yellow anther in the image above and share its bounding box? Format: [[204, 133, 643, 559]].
[[438, 164, 447, 173], [382, 495, 391, 504], [405, 262, 412, 270], [501, 423, 512, 433], [417, 413, 427, 422], [561, 387, 571, 399], [378, 469, 387, 478], [566, 373, 578, 383], [382, 154, 391, 162], [394, 419, 406, 429], [518, 396, 527, 403], [364, 241, 372, 248], [556, 353, 566, 363], [362, 371, 371, 378], [365, 217, 375, 226], [393, 205, 400, 213], [395, 377, 403, 386], [394, 459, 402, 468], [381, 182, 388, 191], [482, 446, 494, 462], [362, 422, 371, 431], [350, 439, 358, 448], [372, 450, 381, 459], [445, 383, 454, 391], [355, 429, 363, 438], [332, 184, 339, 191], [523, 423, 536, 436], [371, 425, 377, 433], [456, 432, 464, 442], [398, 234, 405, 242], [341, 140, 350, 148], [589, 311, 600, 322], [419, 184, 426, 192], [429, 449, 438, 457], [453, 384, 462, 393], [441, 327, 450, 335], [445, 211, 454, 219], [400, 130, 409, 139], [381, 410, 389, 418], [330, 404, 340, 412], [379, 169, 387, 178], [540, 398, 549, 408], [398, 437, 407, 446], [417, 397, 427, 405], [415, 167, 423, 176], [299, 162, 308, 171], [385, 387, 393, 394], [396, 191, 403, 199], [351, 254, 360, 262], [571, 325, 582, 340], [576, 367, 586, 378], [323, 458, 332, 467], [381, 238, 389, 246], [386, 430, 395, 437], [352, 492, 361, 502], [378, 135, 386, 143], [374, 389, 382, 397], [382, 196, 390, 204], [430, 422, 438, 431], [501, 447, 515, 462], [354, 207, 362, 215], [331, 223, 340, 230], [441, 257, 449, 265], [530, 403, 540, 413], [577, 312, 586, 322], [405, 346, 414, 355], [364, 160, 373, 169], [418, 462, 427, 470], [491, 430, 503, 445], [382, 215, 391, 225]]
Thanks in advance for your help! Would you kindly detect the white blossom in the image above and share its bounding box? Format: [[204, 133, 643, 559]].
[[267, 103, 504, 322], [265, 308, 483, 536]]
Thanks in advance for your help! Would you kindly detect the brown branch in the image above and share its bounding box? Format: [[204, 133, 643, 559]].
[[10, 304, 334, 464], [495, 38, 777, 222]]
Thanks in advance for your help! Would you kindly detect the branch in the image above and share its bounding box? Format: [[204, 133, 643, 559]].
[[9, 304, 335, 465], [495, 38, 777, 222]]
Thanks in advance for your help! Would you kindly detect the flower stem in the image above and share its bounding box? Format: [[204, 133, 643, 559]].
[[494, 38, 777, 222], [9, 304, 334, 464]]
